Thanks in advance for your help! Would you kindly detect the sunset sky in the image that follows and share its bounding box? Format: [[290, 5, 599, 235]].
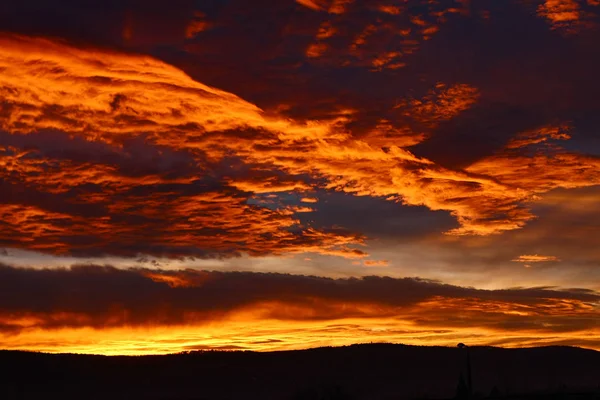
[[1, 0, 599, 355]]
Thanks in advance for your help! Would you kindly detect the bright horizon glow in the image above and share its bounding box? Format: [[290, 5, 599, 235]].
[[4, 318, 599, 356]]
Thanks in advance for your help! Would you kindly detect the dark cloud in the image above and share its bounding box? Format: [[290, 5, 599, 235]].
[[0, 0, 197, 47], [411, 102, 547, 169], [296, 191, 458, 239], [0, 125, 365, 259], [0, 264, 598, 334]]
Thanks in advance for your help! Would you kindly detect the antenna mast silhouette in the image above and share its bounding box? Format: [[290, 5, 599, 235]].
[[457, 343, 472, 399]]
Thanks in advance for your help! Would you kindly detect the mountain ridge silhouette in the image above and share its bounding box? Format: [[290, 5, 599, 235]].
[[1, 343, 599, 399]]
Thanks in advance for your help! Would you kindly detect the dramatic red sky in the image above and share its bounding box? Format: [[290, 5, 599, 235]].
[[1, 0, 599, 354]]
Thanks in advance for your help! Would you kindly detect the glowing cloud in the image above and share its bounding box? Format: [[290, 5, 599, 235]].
[[537, 0, 584, 32], [303, 0, 469, 70], [296, 0, 325, 11], [0, 265, 598, 354], [513, 255, 561, 263], [363, 260, 389, 267], [1, 33, 600, 263]]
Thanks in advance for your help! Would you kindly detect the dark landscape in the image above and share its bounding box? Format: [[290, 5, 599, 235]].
[[1, 344, 600, 400]]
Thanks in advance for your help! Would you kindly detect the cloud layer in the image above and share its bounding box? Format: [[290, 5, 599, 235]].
[[1, 29, 599, 261], [0, 264, 598, 353]]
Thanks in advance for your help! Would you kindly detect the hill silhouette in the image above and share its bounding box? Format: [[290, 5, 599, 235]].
[[1, 344, 599, 399]]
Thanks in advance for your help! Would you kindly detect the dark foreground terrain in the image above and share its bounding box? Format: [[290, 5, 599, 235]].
[[1, 344, 599, 399]]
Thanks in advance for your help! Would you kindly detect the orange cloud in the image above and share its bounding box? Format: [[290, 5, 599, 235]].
[[143, 270, 214, 288], [2, 33, 600, 263], [378, 5, 401, 15], [296, 0, 326, 11], [185, 13, 210, 39], [535, 0, 600, 33], [306, 42, 329, 58], [512, 255, 561, 263], [537, 0, 582, 32], [328, 0, 354, 14], [228, 176, 313, 193], [303, 1, 469, 69], [467, 148, 600, 194], [395, 83, 480, 128], [363, 260, 389, 267], [506, 124, 572, 149], [0, 265, 598, 354], [0, 187, 365, 259]]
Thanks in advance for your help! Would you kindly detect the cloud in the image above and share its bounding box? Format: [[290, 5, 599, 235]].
[[506, 124, 572, 149], [0, 263, 598, 353], [466, 145, 600, 194], [2, 17, 600, 261], [301, 0, 471, 71], [0, 0, 199, 48], [0, 263, 598, 329], [512, 255, 561, 263], [391, 185, 600, 291], [535, 0, 600, 33], [296, 0, 325, 11], [185, 12, 210, 39], [363, 260, 389, 267]]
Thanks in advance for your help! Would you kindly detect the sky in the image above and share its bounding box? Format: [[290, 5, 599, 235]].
[[0, 0, 599, 354]]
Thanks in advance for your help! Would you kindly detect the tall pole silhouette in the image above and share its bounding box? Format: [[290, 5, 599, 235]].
[[458, 343, 472, 399]]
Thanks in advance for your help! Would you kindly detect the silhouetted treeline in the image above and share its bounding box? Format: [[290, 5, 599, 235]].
[[1, 344, 599, 399]]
